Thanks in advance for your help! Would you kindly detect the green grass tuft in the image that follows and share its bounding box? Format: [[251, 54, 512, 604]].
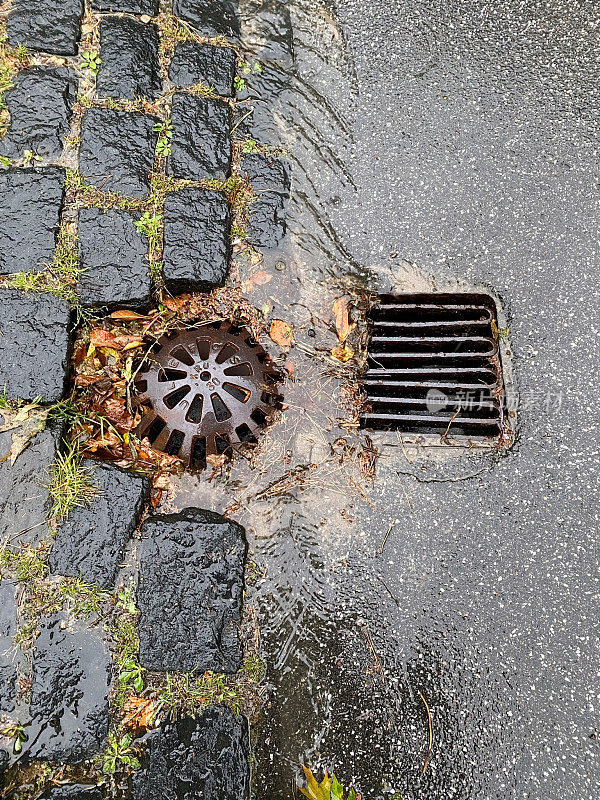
[[47, 443, 98, 522]]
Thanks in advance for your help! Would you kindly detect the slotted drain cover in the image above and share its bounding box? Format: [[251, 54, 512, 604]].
[[361, 293, 505, 439], [134, 322, 280, 466]]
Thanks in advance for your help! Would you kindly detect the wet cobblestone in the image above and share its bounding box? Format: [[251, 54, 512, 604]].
[[28, 616, 111, 762], [163, 188, 230, 293], [77, 207, 152, 309], [173, 0, 240, 39], [0, 421, 64, 548], [40, 786, 103, 800], [131, 707, 250, 799], [0, 288, 71, 403], [168, 93, 231, 180], [97, 16, 162, 102], [0, 581, 18, 715], [79, 108, 159, 198], [49, 462, 150, 589], [0, 168, 64, 275], [169, 41, 236, 96], [91, 0, 158, 14], [7, 0, 84, 56], [242, 153, 290, 250], [137, 508, 246, 673], [0, 67, 77, 162]]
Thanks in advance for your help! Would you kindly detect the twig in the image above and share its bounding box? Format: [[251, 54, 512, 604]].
[[441, 408, 460, 440], [363, 624, 384, 680], [419, 691, 433, 773], [378, 521, 395, 555]]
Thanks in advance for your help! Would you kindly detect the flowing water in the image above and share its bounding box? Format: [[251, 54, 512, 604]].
[[164, 2, 505, 797]]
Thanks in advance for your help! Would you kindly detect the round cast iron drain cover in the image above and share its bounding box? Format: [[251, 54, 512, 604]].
[[134, 322, 280, 467]]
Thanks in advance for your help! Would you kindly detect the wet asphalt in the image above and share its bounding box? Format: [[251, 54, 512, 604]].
[[333, 1, 599, 798]]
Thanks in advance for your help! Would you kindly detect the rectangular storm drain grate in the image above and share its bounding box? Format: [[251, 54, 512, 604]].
[[360, 293, 505, 440]]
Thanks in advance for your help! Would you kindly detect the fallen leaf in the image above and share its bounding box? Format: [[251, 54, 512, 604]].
[[206, 453, 226, 469], [122, 696, 156, 730], [99, 399, 136, 431], [108, 310, 147, 320], [0, 407, 48, 465], [333, 297, 355, 343], [251, 269, 272, 286], [330, 343, 355, 362], [89, 329, 120, 349], [114, 334, 144, 348], [74, 373, 102, 387], [162, 295, 188, 312], [285, 360, 295, 376], [270, 319, 294, 349]]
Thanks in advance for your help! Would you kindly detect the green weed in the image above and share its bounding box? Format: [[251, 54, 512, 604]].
[[81, 50, 102, 75], [154, 120, 173, 157], [101, 732, 141, 775], [134, 211, 162, 247]]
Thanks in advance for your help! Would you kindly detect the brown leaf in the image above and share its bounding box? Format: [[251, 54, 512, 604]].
[[250, 269, 272, 286], [114, 334, 144, 349], [101, 399, 136, 431], [333, 297, 355, 343], [122, 696, 156, 731], [108, 310, 147, 320], [74, 373, 102, 387], [242, 269, 272, 294], [330, 343, 355, 362], [206, 453, 226, 469], [89, 329, 120, 349], [162, 295, 188, 312], [270, 319, 294, 349]]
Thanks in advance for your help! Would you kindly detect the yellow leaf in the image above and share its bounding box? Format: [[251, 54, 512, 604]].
[[333, 297, 355, 343], [330, 344, 354, 362], [270, 319, 294, 349]]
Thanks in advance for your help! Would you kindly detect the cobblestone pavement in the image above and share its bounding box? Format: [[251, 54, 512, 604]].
[[0, 0, 290, 797]]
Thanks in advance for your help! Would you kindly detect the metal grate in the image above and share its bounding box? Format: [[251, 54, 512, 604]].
[[360, 293, 505, 440], [134, 322, 281, 467]]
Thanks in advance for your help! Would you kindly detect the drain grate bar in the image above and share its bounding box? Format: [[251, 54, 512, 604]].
[[361, 293, 505, 439]]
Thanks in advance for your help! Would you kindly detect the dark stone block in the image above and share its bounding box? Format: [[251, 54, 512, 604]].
[[241, 154, 290, 250], [0, 421, 63, 548], [0, 581, 18, 714], [79, 109, 159, 198], [173, 0, 240, 38], [0, 167, 64, 275], [28, 616, 111, 762], [137, 508, 246, 672], [7, 0, 84, 56], [91, 0, 158, 12], [131, 708, 250, 800], [0, 289, 71, 403], [49, 462, 149, 589], [97, 16, 161, 101], [168, 93, 231, 181], [77, 208, 151, 310], [0, 68, 77, 161], [169, 42, 236, 97], [40, 786, 102, 800], [162, 189, 230, 293]]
